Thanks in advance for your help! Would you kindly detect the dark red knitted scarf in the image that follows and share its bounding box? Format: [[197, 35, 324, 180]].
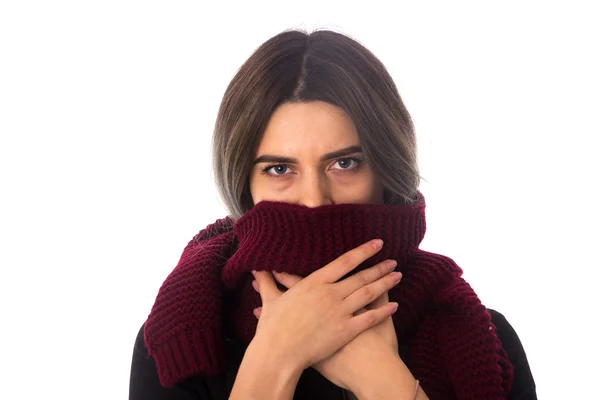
[[144, 193, 514, 399]]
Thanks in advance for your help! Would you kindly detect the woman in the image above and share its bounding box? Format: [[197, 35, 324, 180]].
[[129, 29, 536, 399]]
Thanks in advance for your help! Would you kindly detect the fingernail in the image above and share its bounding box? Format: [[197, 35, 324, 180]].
[[390, 302, 399, 313], [387, 260, 398, 271], [252, 280, 259, 291], [251, 270, 256, 276], [372, 239, 383, 249], [391, 272, 402, 283]]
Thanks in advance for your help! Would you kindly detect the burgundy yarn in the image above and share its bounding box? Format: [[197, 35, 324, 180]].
[[144, 193, 514, 399]]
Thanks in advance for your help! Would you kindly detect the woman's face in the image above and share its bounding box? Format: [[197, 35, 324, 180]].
[[249, 101, 384, 207]]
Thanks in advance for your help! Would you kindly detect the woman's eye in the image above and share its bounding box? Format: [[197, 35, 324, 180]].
[[331, 158, 359, 170], [264, 164, 290, 176]]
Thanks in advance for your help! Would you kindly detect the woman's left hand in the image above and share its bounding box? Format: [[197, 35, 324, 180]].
[[252, 270, 401, 391]]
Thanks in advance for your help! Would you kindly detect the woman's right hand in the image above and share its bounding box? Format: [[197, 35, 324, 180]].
[[249, 238, 401, 374]]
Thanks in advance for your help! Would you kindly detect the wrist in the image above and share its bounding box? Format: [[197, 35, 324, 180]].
[[250, 331, 306, 375], [231, 338, 303, 400], [249, 334, 305, 376], [350, 353, 419, 400]]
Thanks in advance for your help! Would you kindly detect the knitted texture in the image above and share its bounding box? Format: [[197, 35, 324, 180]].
[[144, 193, 514, 399]]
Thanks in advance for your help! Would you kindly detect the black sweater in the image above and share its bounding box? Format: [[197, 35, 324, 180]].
[[129, 309, 536, 399]]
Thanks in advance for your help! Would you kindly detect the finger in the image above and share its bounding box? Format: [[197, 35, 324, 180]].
[[273, 271, 302, 289], [367, 291, 389, 310], [347, 302, 399, 335], [354, 307, 367, 316], [336, 259, 397, 297], [368, 292, 398, 343], [343, 272, 402, 314], [311, 239, 384, 283], [251, 270, 282, 302]]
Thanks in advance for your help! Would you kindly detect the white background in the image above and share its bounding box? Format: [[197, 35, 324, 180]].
[[1, 1, 598, 399]]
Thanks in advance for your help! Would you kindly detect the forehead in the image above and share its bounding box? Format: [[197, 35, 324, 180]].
[[256, 101, 360, 156]]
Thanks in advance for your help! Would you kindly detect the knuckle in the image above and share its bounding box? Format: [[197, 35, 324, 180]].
[[362, 243, 375, 257], [386, 277, 397, 289], [338, 254, 354, 270], [363, 311, 377, 326], [356, 271, 370, 286], [361, 286, 374, 301], [379, 262, 390, 274]]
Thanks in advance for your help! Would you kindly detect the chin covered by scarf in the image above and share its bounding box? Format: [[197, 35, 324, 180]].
[[144, 193, 514, 399]]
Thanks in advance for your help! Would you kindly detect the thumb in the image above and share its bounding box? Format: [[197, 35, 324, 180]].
[[251, 270, 281, 302]]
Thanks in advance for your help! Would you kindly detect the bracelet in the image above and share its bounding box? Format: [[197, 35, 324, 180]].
[[411, 379, 420, 400]]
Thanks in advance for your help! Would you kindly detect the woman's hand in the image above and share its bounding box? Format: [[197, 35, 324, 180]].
[[253, 270, 401, 391], [249, 239, 402, 375]]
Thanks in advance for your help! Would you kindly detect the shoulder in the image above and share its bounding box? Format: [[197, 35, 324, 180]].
[[488, 309, 520, 349], [133, 323, 145, 353], [487, 309, 538, 400]]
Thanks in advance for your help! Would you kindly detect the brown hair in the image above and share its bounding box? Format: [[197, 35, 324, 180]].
[[212, 29, 420, 220]]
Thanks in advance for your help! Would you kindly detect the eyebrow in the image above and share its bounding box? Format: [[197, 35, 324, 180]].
[[253, 145, 363, 165]]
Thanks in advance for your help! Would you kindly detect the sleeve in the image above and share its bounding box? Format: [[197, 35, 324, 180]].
[[488, 309, 537, 400], [129, 324, 224, 400]]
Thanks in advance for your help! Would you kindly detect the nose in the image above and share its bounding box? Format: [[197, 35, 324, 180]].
[[298, 173, 332, 208]]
